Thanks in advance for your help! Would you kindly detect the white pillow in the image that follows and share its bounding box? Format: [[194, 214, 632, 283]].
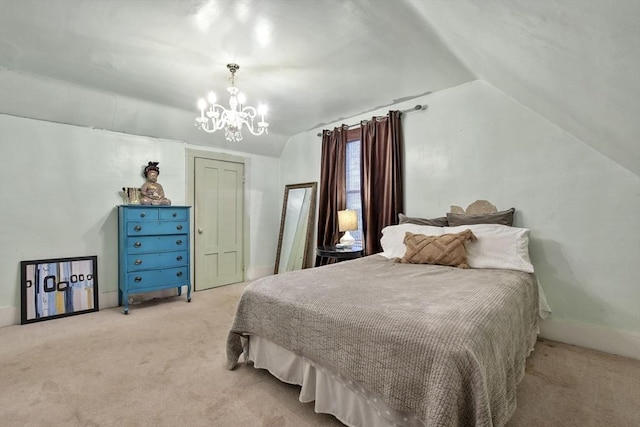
[[445, 224, 534, 273], [380, 223, 534, 273], [380, 224, 444, 259]]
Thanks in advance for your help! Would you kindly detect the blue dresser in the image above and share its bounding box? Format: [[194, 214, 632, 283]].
[[117, 205, 192, 314]]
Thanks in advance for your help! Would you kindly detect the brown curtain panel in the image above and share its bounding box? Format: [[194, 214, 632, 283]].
[[316, 125, 348, 265], [360, 110, 404, 255]]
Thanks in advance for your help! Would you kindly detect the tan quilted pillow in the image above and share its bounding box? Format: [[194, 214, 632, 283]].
[[400, 230, 477, 268]]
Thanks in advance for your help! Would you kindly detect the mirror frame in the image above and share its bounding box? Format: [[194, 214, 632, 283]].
[[274, 182, 317, 274]]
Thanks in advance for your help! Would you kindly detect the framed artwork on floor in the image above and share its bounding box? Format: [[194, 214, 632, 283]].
[[20, 255, 99, 324]]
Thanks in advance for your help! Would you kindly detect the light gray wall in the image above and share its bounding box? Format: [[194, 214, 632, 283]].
[[1, 76, 638, 358], [0, 114, 281, 325], [280, 80, 640, 357]]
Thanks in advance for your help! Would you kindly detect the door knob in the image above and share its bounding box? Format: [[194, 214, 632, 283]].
[[197, 228, 203, 234]]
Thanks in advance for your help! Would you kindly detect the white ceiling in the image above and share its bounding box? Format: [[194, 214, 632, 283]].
[[0, 0, 638, 175]]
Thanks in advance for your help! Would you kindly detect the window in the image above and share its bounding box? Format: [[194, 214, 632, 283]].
[[345, 129, 363, 248]]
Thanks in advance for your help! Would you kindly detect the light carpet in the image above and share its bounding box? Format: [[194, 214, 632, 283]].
[[1, 282, 638, 427]]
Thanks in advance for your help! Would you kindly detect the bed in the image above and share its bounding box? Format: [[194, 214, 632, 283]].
[[227, 213, 549, 427]]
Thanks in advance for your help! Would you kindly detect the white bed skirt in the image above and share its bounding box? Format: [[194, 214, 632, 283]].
[[246, 334, 416, 427]]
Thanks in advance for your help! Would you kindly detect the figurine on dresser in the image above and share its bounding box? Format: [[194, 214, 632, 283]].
[[140, 162, 171, 206]]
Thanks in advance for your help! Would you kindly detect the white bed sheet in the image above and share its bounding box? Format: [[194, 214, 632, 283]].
[[246, 334, 412, 427]]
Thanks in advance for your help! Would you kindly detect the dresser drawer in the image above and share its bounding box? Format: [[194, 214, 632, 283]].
[[159, 209, 188, 221], [126, 235, 188, 253], [125, 208, 159, 221], [126, 266, 189, 291], [127, 220, 188, 236], [126, 250, 188, 272]]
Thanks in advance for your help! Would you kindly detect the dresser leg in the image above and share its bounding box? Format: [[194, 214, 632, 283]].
[[122, 291, 129, 314]]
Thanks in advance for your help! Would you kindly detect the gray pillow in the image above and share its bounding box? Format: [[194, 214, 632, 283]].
[[446, 208, 515, 227], [398, 213, 449, 227]]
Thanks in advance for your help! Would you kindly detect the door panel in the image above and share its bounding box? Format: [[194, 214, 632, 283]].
[[195, 158, 244, 290]]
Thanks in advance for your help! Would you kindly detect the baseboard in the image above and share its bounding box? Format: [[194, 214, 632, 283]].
[[539, 318, 640, 360]]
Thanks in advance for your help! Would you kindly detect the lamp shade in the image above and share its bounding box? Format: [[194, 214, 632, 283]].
[[338, 210, 358, 232]]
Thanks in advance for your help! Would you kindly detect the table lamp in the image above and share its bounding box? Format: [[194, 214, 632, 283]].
[[338, 209, 357, 248]]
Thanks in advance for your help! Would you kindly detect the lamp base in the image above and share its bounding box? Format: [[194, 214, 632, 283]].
[[339, 231, 355, 248]]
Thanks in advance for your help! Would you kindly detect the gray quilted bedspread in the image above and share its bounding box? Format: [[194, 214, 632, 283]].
[[227, 255, 539, 427]]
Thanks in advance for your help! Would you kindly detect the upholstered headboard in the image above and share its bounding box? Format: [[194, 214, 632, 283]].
[[447, 200, 515, 227]]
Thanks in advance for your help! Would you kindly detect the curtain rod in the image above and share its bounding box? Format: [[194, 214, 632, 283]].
[[316, 104, 427, 137]]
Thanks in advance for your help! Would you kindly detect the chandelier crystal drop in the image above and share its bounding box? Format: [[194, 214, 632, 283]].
[[195, 63, 269, 143]]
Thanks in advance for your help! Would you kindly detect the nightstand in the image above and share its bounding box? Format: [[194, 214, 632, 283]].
[[315, 245, 364, 266]]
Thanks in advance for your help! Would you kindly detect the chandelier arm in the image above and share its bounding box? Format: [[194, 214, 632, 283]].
[[209, 104, 230, 131], [220, 109, 240, 125], [244, 127, 267, 136], [197, 123, 218, 133], [241, 106, 258, 117], [240, 106, 267, 136]]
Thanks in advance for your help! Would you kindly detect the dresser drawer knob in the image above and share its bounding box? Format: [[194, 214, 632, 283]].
[[172, 212, 177, 217], [134, 276, 142, 282], [134, 242, 142, 248], [176, 239, 183, 245], [134, 259, 142, 265], [140, 212, 146, 218], [176, 271, 183, 277], [134, 225, 142, 231], [176, 225, 183, 230], [176, 256, 183, 261]]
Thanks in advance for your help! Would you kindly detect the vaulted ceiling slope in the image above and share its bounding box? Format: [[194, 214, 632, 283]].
[[0, 1, 638, 175], [408, 0, 640, 177]]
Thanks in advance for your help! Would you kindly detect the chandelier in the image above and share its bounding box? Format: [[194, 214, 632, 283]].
[[195, 63, 269, 143]]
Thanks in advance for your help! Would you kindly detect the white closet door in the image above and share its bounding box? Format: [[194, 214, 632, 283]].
[[194, 157, 244, 290]]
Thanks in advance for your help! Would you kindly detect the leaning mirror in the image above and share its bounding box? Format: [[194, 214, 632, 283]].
[[274, 182, 317, 274]]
